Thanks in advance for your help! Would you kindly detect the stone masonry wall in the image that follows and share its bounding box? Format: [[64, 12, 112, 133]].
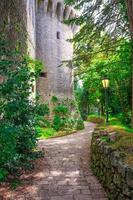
[[0, 0, 35, 84], [91, 128, 133, 200], [36, 0, 76, 103], [25, 0, 36, 97], [26, 0, 36, 59], [0, 0, 27, 53], [0, 0, 77, 103], [0, 0, 36, 58]]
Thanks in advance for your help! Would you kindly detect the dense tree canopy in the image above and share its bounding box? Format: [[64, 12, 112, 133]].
[[65, 0, 133, 127], [66, 0, 132, 126]]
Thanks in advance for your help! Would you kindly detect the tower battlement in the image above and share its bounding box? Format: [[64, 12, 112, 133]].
[[36, 0, 76, 21]]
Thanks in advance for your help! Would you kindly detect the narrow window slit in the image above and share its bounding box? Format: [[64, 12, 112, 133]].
[[40, 72, 47, 78], [57, 31, 61, 39]]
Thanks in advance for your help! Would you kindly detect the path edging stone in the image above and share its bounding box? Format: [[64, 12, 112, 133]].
[[91, 127, 133, 200]]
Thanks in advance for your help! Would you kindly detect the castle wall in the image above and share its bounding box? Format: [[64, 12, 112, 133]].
[[36, 0, 76, 102], [0, 0, 27, 53], [0, 0, 33, 83], [26, 0, 36, 59], [26, 0, 36, 97], [0, 0, 36, 58], [0, 0, 76, 102]]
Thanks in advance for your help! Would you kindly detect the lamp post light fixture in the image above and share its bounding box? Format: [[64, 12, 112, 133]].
[[102, 77, 110, 123]]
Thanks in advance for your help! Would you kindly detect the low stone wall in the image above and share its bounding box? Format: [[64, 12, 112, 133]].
[[91, 128, 133, 200]]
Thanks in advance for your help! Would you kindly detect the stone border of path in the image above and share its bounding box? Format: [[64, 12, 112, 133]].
[[91, 127, 133, 199]]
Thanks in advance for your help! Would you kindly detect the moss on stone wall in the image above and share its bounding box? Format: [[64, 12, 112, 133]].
[[91, 127, 133, 200], [0, 0, 27, 50]]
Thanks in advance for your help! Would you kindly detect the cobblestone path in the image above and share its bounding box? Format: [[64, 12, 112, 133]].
[[1, 122, 107, 200]]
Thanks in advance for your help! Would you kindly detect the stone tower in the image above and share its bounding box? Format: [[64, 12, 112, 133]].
[[1, 0, 77, 103], [36, 0, 77, 102]]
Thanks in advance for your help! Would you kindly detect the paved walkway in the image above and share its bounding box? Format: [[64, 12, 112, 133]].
[[1, 122, 107, 200]]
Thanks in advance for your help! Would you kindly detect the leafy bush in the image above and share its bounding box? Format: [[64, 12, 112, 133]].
[[52, 115, 62, 131], [36, 97, 84, 133], [0, 169, 9, 182], [52, 104, 69, 131], [118, 112, 131, 126], [35, 103, 51, 128], [54, 105, 68, 115], [65, 118, 76, 130], [51, 96, 58, 103], [36, 103, 49, 116], [76, 118, 85, 130], [0, 38, 41, 180], [37, 118, 51, 128]]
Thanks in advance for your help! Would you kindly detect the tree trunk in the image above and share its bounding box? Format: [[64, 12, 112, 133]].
[[125, 0, 133, 127], [100, 103, 104, 116]]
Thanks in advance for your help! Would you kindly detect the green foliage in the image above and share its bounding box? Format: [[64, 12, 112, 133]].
[[51, 96, 58, 103], [25, 56, 43, 78], [10, 179, 22, 190], [41, 118, 51, 128], [0, 38, 39, 180], [0, 124, 17, 166], [74, 38, 132, 126], [36, 127, 56, 138], [118, 112, 131, 126], [65, 118, 76, 130], [36, 97, 84, 134], [66, 0, 132, 126], [52, 100, 83, 131], [35, 103, 51, 129], [76, 118, 85, 130], [54, 105, 68, 115], [107, 117, 133, 134], [0, 169, 8, 182], [36, 103, 50, 116], [74, 82, 89, 120], [52, 115, 64, 131]]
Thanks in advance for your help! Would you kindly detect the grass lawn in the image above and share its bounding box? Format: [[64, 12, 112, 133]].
[[36, 126, 56, 139], [88, 114, 133, 134], [36, 126, 77, 139], [107, 117, 133, 134]]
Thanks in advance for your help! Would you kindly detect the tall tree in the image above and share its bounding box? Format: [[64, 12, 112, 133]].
[[126, 0, 133, 127], [65, 0, 133, 127]]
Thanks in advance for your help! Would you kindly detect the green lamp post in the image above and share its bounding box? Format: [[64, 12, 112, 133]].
[[102, 77, 110, 123]]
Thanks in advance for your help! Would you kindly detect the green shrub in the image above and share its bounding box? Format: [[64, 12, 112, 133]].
[[35, 104, 51, 128], [54, 105, 68, 115], [52, 115, 62, 131], [36, 103, 49, 116], [76, 118, 85, 130], [35, 96, 84, 133], [10, 179, 22, 190], [65, 118, 76, 130], [0, 124, 16, 163], [0, 38, 41, 180], [36, 115, 51, 128], [40, 119, 51, 128], [118, 112, 131, 126], [51, 96, 58, 103], [0, 168, 9, 182]]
